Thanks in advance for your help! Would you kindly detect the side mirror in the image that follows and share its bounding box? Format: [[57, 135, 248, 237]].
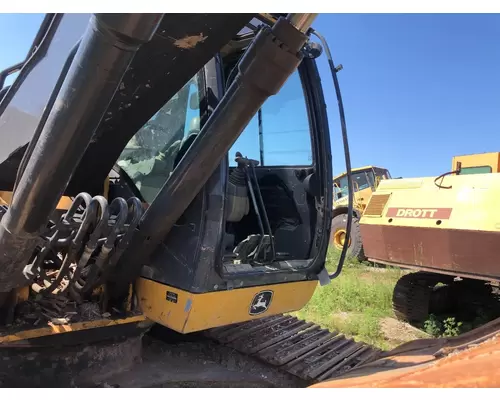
[[189, 92, 199, 110]]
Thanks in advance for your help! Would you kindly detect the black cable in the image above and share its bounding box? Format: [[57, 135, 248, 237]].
[[434, 169, 460, 189], [310, 29, 353, 280]]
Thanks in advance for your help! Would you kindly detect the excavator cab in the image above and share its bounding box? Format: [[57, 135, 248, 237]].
[[0, 13, 338, 386], [108, 21, 333, 333], [452, 152, 500, 175], [333, 166, 391, 202]]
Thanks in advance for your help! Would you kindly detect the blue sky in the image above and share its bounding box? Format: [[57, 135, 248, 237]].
[[0, 13, 44, 84], [313, 14, 500, 178], [1, 13, 499, 178]]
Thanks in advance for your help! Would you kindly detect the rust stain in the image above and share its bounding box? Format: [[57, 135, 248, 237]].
[[311, 335, 500, 388], [173, 33, 207, 49], [360, 224, 500, 279]]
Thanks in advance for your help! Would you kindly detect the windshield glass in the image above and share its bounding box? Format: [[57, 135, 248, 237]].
[[460, 166, 492, 175], [116, 74, 200, 203], [334, 169, 375, 200], [374, 168, 391, 180]]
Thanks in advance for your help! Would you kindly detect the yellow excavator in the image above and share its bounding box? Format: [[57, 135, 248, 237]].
[[360, 152, 500, 325], [0, 13, 498, 388], [332, 165, 392, 260]]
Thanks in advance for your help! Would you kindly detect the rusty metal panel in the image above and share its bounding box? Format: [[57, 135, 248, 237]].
[[311, 327, 500, 388], [361, 224, 500, 280]]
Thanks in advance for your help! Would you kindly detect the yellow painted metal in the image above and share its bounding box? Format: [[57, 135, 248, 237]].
[[333, 165, 391, 218], [333, 228, 350, 249], [452, 152, 500, 173], [135, 278, 318, 334], [0, 191, 73, 210], [376, 178, 424, 190], [333, 185, 374, 222], [360, 173, 500, 233], [0, 314, 148, 344], [0, 177, 110, 210]]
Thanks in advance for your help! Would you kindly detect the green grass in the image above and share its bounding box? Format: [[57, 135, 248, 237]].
[[291, 249, 499, 351], [291, 249, 417, 350]]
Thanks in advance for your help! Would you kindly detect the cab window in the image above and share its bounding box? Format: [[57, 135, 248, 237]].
[[116, 74, 201, 203], [374, 168, 391, 180], [459, 166, 492, 175], [334, 169, 375, 200], [228, 69, 312, 167]]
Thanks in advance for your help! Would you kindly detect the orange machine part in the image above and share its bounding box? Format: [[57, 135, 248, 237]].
[[311, 319, 500, 388]]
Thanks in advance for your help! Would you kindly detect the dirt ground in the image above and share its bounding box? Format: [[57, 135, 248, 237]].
[[380, 317, 430, 347]]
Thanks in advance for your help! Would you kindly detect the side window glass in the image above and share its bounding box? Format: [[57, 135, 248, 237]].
[[229, 70, 312, 167], [116, 75, 201, 203], [333, 175, 349, 200], [353, 171, 370, 191], [335, 171, 373, 199], [459, 166, 492, 175]]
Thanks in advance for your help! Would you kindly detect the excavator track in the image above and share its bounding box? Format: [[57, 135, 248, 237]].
[[0, 313, 383, 387], [392, 272, 498, 326], [204, 314, 383, 383], [392, 272, 450, 324]]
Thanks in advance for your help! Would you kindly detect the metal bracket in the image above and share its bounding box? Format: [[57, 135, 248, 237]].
[[302, 41, 323, 59], [317, 266, 331, 286]]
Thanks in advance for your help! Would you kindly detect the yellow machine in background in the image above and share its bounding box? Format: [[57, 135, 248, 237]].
[[360, 151, 500, 324], [451, 151, 500, 175], [331, 165, 392, 260]]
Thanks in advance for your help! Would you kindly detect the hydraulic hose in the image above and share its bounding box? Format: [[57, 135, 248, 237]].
[[310, 28, 353, 280], [0, 13, 164, 294]]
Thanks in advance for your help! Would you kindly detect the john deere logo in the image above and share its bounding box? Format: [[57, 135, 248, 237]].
[[249, 291, 273, 316]]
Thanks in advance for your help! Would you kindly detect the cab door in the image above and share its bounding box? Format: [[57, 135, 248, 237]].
[[226, 56, 333, 278]]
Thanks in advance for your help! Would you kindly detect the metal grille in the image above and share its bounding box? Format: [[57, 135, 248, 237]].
[[364, 193, 391, 217]]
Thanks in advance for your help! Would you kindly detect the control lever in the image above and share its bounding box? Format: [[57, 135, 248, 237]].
[[234, 152, 276, 264]]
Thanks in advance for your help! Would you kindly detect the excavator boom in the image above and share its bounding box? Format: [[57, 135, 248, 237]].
[[0, 13, 498, 388]]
